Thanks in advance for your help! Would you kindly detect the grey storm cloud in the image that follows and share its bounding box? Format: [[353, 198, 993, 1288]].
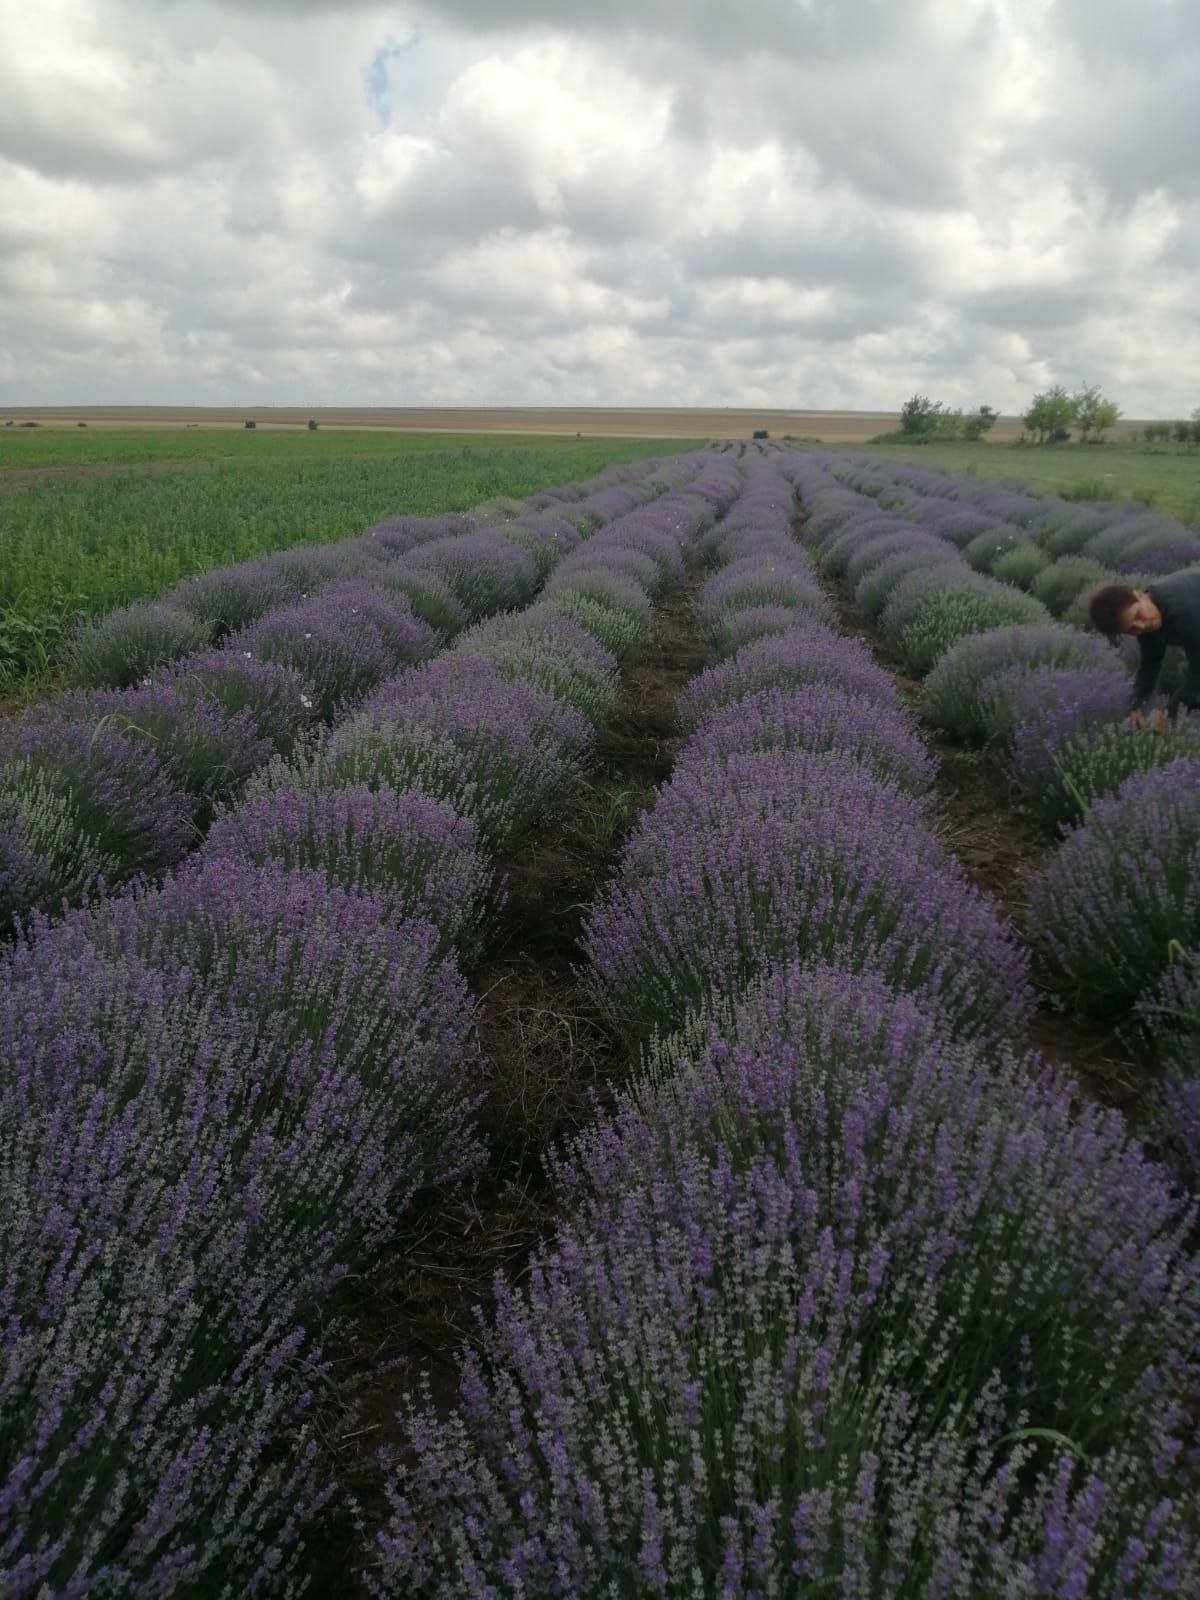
[[1, 0, 1198, 410]]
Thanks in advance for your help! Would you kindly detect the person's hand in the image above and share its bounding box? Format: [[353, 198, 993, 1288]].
[[1127, 709, 1144, 728], [1151, 708, 1170, 735]]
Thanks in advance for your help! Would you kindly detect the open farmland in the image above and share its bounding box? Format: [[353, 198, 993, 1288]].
[[0, 427, 687, 692], [3, 443, 1200, 1597]]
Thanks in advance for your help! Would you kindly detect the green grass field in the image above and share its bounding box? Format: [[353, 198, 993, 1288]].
[[0, 429, 688, 691], [857, 438, 1200, 524]]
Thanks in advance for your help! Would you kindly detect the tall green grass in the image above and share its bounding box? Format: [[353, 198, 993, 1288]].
[[0, 432, 686, 692]]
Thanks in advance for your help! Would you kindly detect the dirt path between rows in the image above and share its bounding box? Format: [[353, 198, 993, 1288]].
[[303, 580, 706, 1598]]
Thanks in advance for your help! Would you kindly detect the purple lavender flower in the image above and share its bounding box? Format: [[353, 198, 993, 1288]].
[[58, 683, 274, 823], [157, 647, 318, 754], [370, 963, 1200, 1596], [1, 861, 479, 1592], [681, 628, 901, 730], [407, 531, 540, 618], [171, 556, 296, 637], [0, 706, 193, 931], [1028, 760, 1200, 1013], [227, 581, 438, 718], [854, 549, 965, 620], [697, 556, 832, 655], [585, 750, 1032, 1045], [454, 610, 620, 725], [923, 623, 1125, 741], [1005, 668, 1135, 797], [203, 783, 491, 953], [362, 512, 475, 557], [376, 568, 471, 639], [323, 655, 590, 852], [59, 600, 211, 689], [683, 681, 937, 794]]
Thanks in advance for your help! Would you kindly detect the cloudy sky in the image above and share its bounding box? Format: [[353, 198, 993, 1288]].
[[1, 0, 1197, 413]]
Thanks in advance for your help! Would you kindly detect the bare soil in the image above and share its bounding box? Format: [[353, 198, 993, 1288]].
[[303, 583, 704, 1598]]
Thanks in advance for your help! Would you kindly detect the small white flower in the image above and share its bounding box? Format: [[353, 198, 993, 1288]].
[[299, 693, 313, 709], [304, 631, 313, 639], [242, 650, 253, 659], [350, 608, 359, 615]]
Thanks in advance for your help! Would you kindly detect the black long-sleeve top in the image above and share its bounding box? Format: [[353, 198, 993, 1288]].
[[1132, 568, 1200, 711]]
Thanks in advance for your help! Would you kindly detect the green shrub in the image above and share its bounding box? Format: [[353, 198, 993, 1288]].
[[1048, 721, 1200, 826], [1032, 556, 1116, 616], [899, 588, 1048, 675], [991, 541, 1050, 589], [964, 526, 1028, 573], [60, 602, 212, 689], [542, 590, 646, 663]]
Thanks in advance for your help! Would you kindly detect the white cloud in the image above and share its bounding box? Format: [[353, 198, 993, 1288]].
[[0, 0, 1197, 412]]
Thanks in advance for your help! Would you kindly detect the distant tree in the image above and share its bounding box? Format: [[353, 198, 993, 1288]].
[[244, 419, 257, 430], [1143, 422, 1172, 442], [1192, 407, 1200, 445], [307, 419, 318, 431], [1174, 420, 1192, 444], [752, 428, 769, 439], [899, 394, 945, 441], [962, 404, 998, 442], [1073, 383, 1120, 443], [1022, 385, 1077, 444]]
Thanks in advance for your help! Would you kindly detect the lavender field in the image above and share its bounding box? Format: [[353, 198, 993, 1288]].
[[2, 443, 1199, 1597]]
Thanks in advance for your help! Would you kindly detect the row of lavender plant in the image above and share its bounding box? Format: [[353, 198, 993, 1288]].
[[358, 464, 1200, 1595], [0, 457, 704, 939], [0, 459, 745, 1594], [783, 448, 1200, 822], [781, 449, 1200, 1186]]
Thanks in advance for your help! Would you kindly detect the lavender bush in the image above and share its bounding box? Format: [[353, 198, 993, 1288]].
[[372, 964, 1200, 1597], [60, 600, 212, 689], [0, 709, 193, 931], [854, 549, 963, 620], [702, 601, 799, 658], [203, 783, 491, 954], [1049, 717, 1200, 823], [0, 764, 106, 938], [316, 657, 590, 852], [585, 750, 1032, 1044], [680, 628, 901, 730], [1140, 953, 1200, 1190], [542, 568, 653, 630], [991, 539, 1050, 588], [552, 543, 661, 597], [408, 532, 539, 618], [922, 623, 1124, 741], [895, 583, 1051, 675], [158, 648, 317, 755], [683, 682, 937, 795], [171, 557, 295, 637], [64, 684, 274, 825], [964, 524, 1030, 573], [1, 866, 480, 1593], [541, 587, 648, 663], [454, 611, 620, 726], [227, 583, 438, 719], [1004, 670, 1134, 802], [1028, 761, 1200, 1013], [375, 569, 471, 639]]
